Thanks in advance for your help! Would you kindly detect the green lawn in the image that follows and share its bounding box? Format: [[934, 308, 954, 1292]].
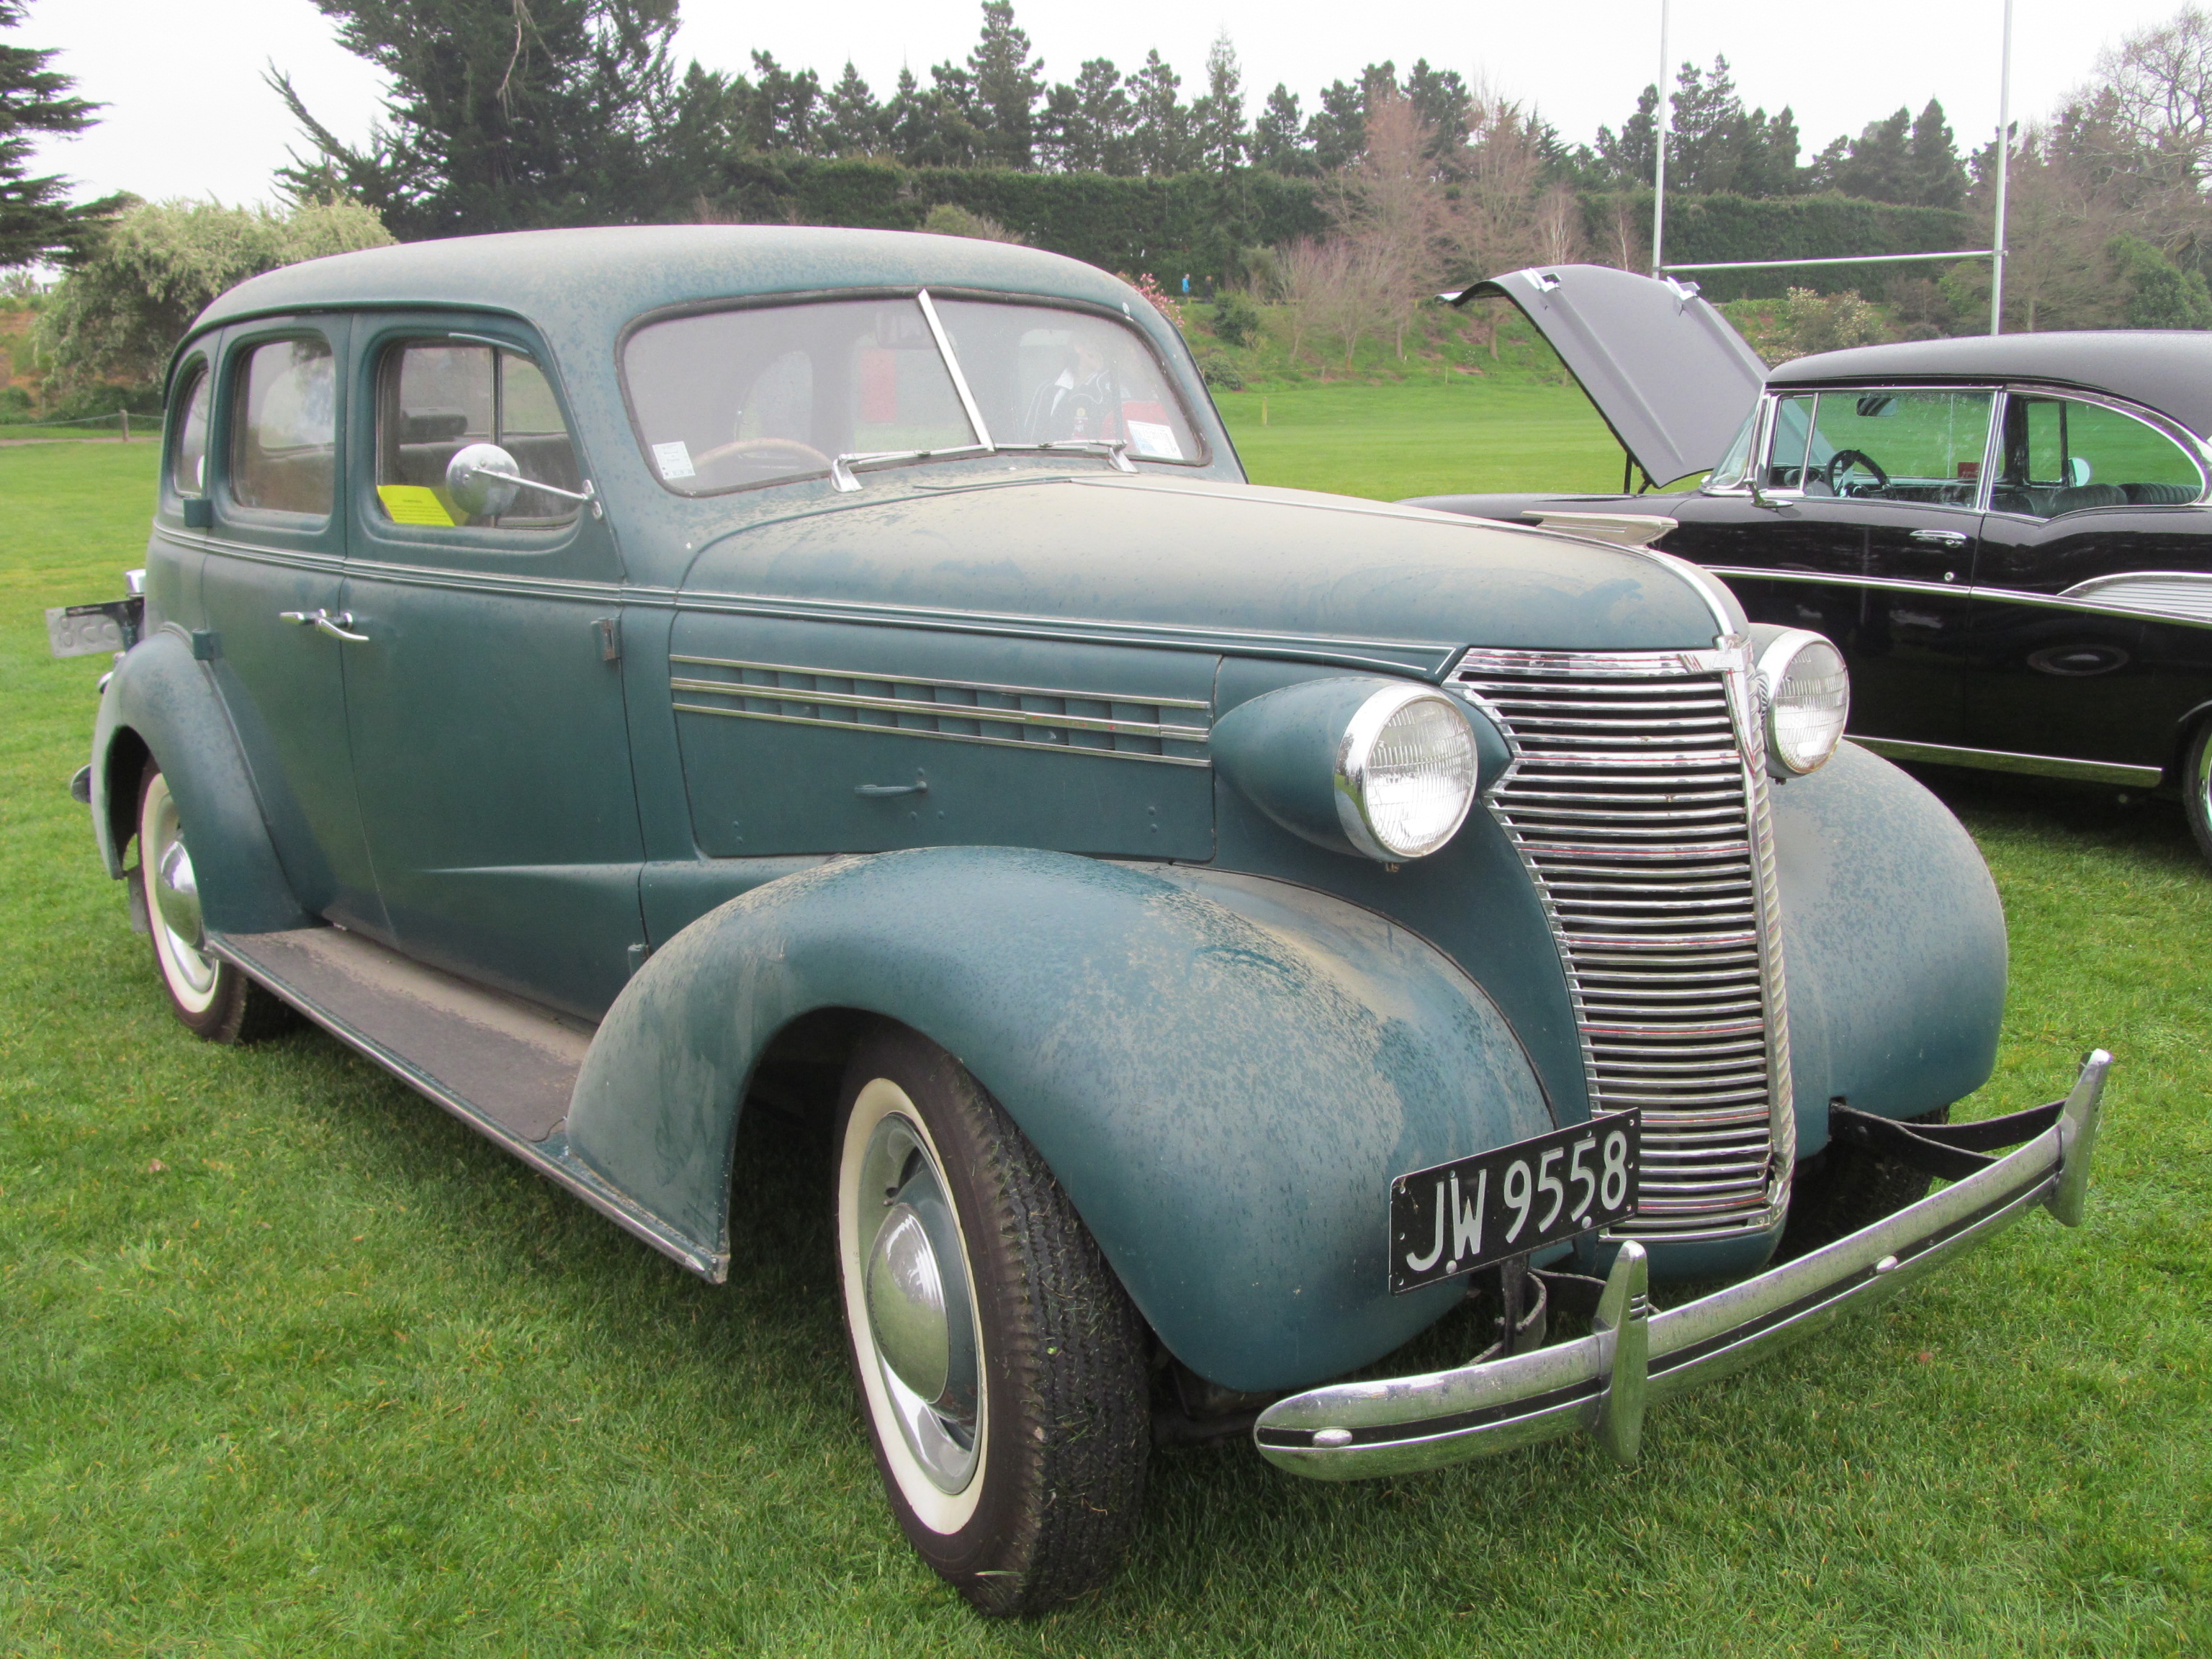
[[1222, 377, 1631, 502], [3, 431, 2207, 1655]]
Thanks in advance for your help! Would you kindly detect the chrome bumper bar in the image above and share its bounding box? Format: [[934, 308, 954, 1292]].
[[1255, 1051, 2110, 1480]]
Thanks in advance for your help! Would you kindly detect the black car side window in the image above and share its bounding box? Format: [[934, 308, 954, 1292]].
[[232, 336, 336, 516], [374, 340, 580, 529], [1995, 395, 2206, 518]]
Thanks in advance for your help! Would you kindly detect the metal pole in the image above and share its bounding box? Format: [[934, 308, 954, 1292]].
[[1652, 0, 1671, 276], [1991, 0, 2013, 334]]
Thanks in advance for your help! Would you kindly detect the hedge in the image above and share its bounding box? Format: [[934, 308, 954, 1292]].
[[692, 160, 1976, 299]]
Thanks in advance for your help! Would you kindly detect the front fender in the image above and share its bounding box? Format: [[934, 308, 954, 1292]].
[[91, 627, 313, 933], [567, 848, 1554, 1392], [1771, 741, 2007, 1154]]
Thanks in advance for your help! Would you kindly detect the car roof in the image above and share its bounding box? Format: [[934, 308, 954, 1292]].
[[189, 224, 1145, 342], [1768, 331, 2212, 438]]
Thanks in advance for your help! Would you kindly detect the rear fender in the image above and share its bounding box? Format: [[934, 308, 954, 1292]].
[[1772, 741, 2007, 1154], [91, 627, 314, 933], [567, 848, 1554, 1392]]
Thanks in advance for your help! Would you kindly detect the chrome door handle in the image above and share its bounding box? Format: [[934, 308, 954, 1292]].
[[1910, 529, 1968, 547], [277, 608, 369, 642]]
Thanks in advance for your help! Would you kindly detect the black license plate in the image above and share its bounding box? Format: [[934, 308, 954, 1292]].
[[1390, 1110, 1640, 1293]]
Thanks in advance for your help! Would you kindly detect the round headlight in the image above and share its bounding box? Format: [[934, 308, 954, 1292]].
[[1336, 685, 1480, 859], [1759, 630, 1851, 774]]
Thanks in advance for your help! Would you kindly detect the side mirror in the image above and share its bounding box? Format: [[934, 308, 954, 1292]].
[[445, 442, 523, 519]]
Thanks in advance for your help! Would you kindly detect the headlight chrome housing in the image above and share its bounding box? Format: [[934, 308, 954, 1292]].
[[1334, 684, 1480, 860], [1757, 629, 1851, 775]]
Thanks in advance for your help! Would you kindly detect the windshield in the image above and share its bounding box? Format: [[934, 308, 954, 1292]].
[[1704, 405, 1758, 490], [623, 294, 1200, 495]]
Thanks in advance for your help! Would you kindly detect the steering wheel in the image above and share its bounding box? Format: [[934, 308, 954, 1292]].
[[690, 436, 833, 475], [1824, 448, 1890, 495]]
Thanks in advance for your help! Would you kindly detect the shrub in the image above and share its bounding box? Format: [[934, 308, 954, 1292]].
[[1194, 349, 1244, 390], [1210, 289, 1262, 348], [919, 202, 1025, 243]]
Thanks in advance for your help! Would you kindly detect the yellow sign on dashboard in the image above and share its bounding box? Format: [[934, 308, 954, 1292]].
[[377, 485, 457, 526]]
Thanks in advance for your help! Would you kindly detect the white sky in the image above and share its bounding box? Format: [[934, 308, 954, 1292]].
[[23, 0, 2198, 210]]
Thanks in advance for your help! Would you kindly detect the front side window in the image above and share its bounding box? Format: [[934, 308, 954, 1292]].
[[1794, 388, 1992, 505], [233, 336, 336, 515], [621, 294, 1200, 495], [1994, 394, 2205, 518], [374, 340, 580, 529], [171, 361, 213, 498]]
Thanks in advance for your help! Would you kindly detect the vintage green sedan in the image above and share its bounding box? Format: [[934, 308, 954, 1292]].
[[72, 227, 2107, 1614]]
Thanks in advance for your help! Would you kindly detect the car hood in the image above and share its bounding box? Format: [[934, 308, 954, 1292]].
[[1452, 264, 1767, 487], [679, 474, 1737, 667]]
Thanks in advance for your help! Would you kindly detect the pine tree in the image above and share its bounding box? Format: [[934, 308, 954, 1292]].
[[1595, 85, 1659, 187], [967, 1, 1045, 168], [0, 0, 116, 266], [1193, 34, 1246, 174], [1126, 50, 1194, 175], [273, 0, 681, 238], [1816, 107, 1915, 202], [1251, 84, 1311, 174], [1905, 98, 1965, 208], [822, 63, 882, 158]]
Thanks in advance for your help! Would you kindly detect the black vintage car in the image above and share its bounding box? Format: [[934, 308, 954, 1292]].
[[1413, 265, 2212, 864]]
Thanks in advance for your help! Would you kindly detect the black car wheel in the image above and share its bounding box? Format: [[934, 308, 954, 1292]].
[[833, 1025, 1149, 1615], [136, 764, 292, 1043], [2185, 720, 2212, 868]]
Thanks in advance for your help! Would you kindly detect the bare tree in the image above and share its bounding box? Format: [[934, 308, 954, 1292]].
[[1329, 91, 1449, 356], [1274, 235, 1340, 363], [1532, 181, 1583, 266]]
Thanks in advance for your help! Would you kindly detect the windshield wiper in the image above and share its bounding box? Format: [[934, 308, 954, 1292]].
[[992, 439, 1138, 474], [830, 444, 989, 493]]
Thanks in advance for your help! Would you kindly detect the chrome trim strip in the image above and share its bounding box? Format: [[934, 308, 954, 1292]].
[[1707, 564, 2212, 632], [670, 653, 1210, 710], [673, 680, 1207, 743], [672, 701, 1213, 765], [205, 932, 728, 1282], [169, 526, 1463, 675], [1853, 737, 2164, 786], [915, 288, 994, 451], [1255, 1052, 2109, 1479], [2058, 570, 2212, 624]]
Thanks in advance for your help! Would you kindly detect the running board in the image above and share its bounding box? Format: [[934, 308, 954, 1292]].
[[210, 927, 729, 1282]]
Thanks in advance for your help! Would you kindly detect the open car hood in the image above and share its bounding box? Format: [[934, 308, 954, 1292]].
[[1452, 264, 1767, 487]]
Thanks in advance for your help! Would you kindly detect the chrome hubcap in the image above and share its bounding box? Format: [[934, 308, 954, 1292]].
[[857, 1114, 980, 1493], [147, 781, 216, 997]]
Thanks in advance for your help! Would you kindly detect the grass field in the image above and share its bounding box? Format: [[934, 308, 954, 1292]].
[[3, 424, 2208, 1656]]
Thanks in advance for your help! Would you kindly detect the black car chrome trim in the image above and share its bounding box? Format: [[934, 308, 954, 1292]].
[[1851, 737, 2164, 786], [1706, 565, 2212, 631]]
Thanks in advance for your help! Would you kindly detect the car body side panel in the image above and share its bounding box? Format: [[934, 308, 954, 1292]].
[[92, 627, 317, 935], [1768, 742, 2005, 1155], [565, 847, 1556, 1392]]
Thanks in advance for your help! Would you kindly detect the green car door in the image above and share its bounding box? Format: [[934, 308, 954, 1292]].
[[336, 315, 647, 1020]]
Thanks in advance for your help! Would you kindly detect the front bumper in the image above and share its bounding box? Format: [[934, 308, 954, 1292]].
[[1255, 1051, 2109, 1479]]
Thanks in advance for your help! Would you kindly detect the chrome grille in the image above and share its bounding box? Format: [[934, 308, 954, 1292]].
[[1454, 644, 1791, 1238]]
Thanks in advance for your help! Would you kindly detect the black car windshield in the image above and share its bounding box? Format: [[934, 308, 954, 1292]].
[[624, 295, 1199, 495]]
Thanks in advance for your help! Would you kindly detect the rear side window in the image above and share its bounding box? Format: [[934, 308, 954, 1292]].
[[374, 341, 579, 528], [1995, 395, 2205, 518], [233, 337, 336, 515], [171, 362, 213, 498]]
